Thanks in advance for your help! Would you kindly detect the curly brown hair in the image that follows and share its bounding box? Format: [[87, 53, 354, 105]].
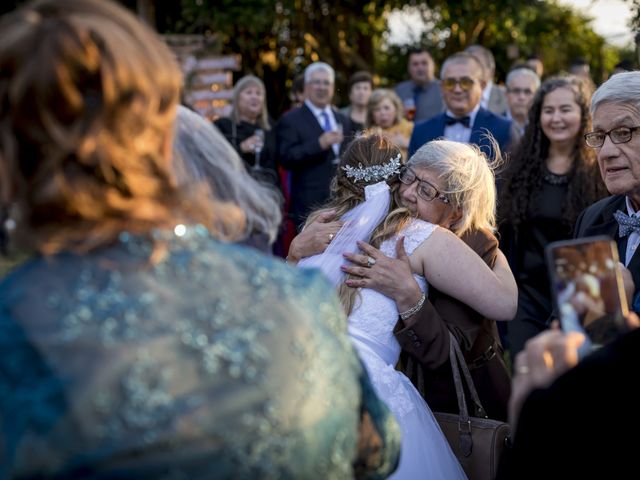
[[498, 75, 607, 230], [0, 0, 237, 255]]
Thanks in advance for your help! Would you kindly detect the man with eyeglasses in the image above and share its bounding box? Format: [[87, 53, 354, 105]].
[[574, 71, 640, 312], [277, 61, 348, 231], [408, 52, 516, 162], [505, 67, 540, 136]]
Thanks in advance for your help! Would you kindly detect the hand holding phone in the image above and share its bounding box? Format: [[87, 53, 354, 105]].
[[546, 236, 629, 358]]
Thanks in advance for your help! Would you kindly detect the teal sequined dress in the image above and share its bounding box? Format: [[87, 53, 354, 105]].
[[0, 226, 399, 479]]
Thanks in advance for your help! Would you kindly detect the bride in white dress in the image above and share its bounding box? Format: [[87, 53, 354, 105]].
[[298, 135, 517, 479]]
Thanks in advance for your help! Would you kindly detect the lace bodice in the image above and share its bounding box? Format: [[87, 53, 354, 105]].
[[348, 219, 437, 365], [0, 227, 400, 479]]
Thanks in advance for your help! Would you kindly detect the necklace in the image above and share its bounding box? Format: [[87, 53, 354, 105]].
[[543, 167, 570, 185]]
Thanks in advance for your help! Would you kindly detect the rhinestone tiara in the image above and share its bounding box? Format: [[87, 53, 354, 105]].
[[341, 153, 402, 183]]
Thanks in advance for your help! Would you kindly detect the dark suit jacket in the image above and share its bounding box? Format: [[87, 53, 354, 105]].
[[497, 327, 640, 479], [394, 228, 511, 421], [408, 107, 513, 161], [574, 195, 640, 297], [276, 105, 348, 230]]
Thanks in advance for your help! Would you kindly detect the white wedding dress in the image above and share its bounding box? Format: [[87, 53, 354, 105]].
[[348, 219, 467, 480]]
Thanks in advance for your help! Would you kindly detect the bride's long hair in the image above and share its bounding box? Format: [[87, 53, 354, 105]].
[[305, 133, 413, 314]]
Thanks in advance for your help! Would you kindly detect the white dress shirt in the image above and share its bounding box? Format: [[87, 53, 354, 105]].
[[442, 103, 480, 143], [305, 99, 340, 157]]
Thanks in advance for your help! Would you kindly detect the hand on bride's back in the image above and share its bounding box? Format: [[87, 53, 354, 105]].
[[342, 238, 422, 311], [288, 210, 343, 263]]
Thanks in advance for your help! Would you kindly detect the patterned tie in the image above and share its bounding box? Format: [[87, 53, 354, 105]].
[[613, 210, 640, 237], [445, 115, 471, 128], [320, 111, 332, 132]]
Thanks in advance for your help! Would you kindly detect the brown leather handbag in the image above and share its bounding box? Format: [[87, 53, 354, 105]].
[[434, 333, 511, 480]]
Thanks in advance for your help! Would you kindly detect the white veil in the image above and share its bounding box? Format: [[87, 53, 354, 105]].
[[298, 181, 391, 287]]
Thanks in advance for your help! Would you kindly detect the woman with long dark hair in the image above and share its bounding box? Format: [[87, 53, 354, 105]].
[[499, 75, 608, 356]]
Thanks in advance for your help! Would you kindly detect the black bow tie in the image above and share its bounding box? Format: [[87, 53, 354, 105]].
[[445, 115, 471, 128]]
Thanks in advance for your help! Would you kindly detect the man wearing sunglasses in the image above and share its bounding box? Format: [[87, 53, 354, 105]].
[[408, 52, 515, 163]]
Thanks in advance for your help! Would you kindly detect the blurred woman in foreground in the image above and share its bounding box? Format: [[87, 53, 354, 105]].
[[0, 1, 399, 478]]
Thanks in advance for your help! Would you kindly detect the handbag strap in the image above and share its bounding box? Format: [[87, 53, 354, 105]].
[[448, 331, 489, 457], [449, 331, 487, 419]]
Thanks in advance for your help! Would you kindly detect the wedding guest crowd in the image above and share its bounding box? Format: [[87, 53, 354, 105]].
[[4, 0, 640, 478]]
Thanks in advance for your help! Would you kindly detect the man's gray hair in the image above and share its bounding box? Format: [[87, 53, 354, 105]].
[[440, 52, 485, 81], [506, 68, 541, 89], [591, 71, 640, 113], [304, 62, 335, 84]]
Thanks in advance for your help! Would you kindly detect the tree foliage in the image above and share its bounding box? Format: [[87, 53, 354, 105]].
[[379, 1, 621, 85], [154, 0, 624, 115], [157, 1, 405, 113]]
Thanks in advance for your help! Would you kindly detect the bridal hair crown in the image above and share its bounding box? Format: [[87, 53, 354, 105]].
[[342, 153, 402, 183]]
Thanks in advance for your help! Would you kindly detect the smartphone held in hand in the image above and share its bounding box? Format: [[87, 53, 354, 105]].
[[545, 236, 629, 357]]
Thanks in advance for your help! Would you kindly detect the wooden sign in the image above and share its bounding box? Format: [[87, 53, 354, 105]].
[[191, 71, 233, 88], [196, 55, 241, 71], [188, 89, 234, 102], [163, 35, 239, 120]]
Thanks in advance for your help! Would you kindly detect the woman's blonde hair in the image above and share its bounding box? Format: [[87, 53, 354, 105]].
[[0, 0, 230, 254], [306, 133, 410, 314], [409, 140, 498, 236], [366, 88, 404, 128], [230, 75, 271, 130]]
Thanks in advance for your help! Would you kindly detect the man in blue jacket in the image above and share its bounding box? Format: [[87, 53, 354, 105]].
[[408, 52, 516, 163]]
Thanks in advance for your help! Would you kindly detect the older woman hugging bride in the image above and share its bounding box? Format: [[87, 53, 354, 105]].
[[297, 133, 517, 479]]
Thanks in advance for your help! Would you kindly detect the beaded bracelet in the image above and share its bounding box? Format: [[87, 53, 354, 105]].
[[399, 293, 426, 321]]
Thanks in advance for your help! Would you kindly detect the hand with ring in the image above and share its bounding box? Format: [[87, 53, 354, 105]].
[[341, 237, 423, 312], [286, 210, 343, 264]]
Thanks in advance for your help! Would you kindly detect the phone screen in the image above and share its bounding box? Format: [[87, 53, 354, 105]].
[[545, 236, 629, 354]]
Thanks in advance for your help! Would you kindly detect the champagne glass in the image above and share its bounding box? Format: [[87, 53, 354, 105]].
[[253, 128, 264, 171], [404, 98, 416, 121], [332, 123, 343, 166]]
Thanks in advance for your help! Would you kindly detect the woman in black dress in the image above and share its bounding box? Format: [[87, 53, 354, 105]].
[[215, 75, 279, 188], [499, 76, 608, 356]]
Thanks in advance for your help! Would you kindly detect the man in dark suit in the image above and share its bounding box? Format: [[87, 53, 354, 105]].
[[277, 62, 347, 231], [573, 71, 640, 310], [408, 52, 515, 161]]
